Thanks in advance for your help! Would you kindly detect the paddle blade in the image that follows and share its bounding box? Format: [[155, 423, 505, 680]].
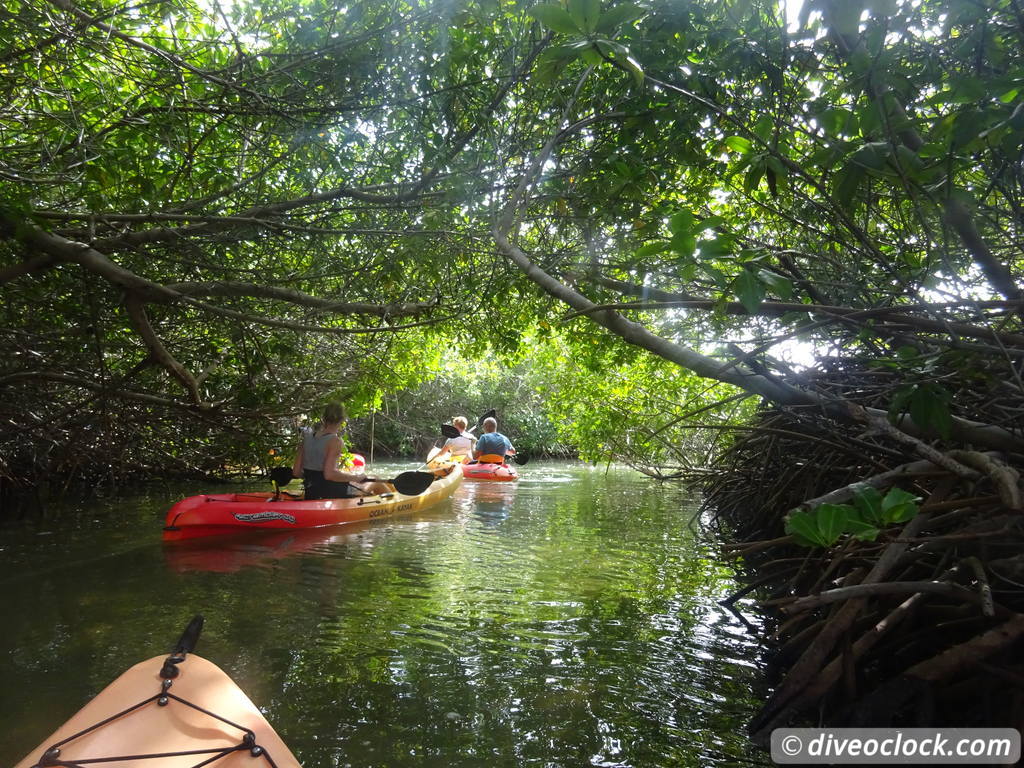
[[269, 466, 294, 487], [510, 452, 529, 466], [474, 409, 497, 431], [390, 471, 436, 496], [441, 424, 460, 439]]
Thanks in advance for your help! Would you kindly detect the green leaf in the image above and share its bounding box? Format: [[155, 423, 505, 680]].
[[832, 162, 864, 209], [857, 103, 882, 135], [724, 135, 752, 153], [670, 232, 696, 258], [908, 383, 953, 440], [845, 517, 882, 542], [700, 264, 729, 287], [947, 76, 987, 104], [816, 503, 851, 544], [668, 209, 694, 235], [622, 55, 645, 87], [881, 487, 920, 524], [535, 47, 571, 83], [528, 4, 580, 34], [595, 4, 644, 33], [818, 108, 857, 137], [594, 39, 629, 58], [734, 267, 765, 312], [698, 236, 733, 259], [567, 0, 601, 34], [743, 161, 765, 193], [893, 145, 924, 174], [950, 108, 988, 150], [758, 270, 793, 299], [753, 115, 773, 141], [851, 485, 884, 526], [851, 141, 892, 170], [888, 384, 914, 420], [786, 504, 850, 548], [635, 241, 668, 259], [785, 509, 827, 547]]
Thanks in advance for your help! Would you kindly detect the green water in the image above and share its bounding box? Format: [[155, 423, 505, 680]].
[[0, 462, 767, 767]]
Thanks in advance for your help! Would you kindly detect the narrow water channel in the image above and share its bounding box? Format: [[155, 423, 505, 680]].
[[0, 462, 768, 767]]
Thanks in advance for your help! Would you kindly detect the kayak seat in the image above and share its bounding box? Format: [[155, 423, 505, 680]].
[[477, 453, 505, 464]]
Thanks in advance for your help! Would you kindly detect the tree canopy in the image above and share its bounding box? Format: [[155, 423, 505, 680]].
[[2, 0, 1023, 485]]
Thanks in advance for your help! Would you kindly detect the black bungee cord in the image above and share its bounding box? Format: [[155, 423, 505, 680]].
[[32, 616, 280, 768]]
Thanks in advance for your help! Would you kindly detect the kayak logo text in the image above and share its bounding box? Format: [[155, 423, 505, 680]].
[[234, 511, 297, 524], [370, 502, 415, 518]]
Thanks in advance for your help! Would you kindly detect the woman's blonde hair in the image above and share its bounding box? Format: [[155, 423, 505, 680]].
[[323, 402, 346, 424], [452, 416, 468, 430]]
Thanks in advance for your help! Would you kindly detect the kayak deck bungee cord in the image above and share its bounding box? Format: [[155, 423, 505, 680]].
[[16, 616, 301, 768]]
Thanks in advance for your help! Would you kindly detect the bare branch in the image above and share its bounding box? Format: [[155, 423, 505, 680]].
[[182, 297, 453, 334], [124, 294, 203, 404], [168, 282, 437, 317], [0, 371, 208, 410]]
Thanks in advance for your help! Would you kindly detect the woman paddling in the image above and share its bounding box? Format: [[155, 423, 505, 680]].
[[292, 403, 388, 499], [436, 415, 477, 463]]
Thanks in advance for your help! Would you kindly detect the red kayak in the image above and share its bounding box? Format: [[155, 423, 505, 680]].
[[163, 461, 462, 541], [460, 453, 519, 482]]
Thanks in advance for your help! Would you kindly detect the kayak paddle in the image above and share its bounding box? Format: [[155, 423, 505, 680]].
[[380, 470, 436, 496], [269, 465, 434, 496], [270, 466, 295, 491], [471, 408, 497, 433]]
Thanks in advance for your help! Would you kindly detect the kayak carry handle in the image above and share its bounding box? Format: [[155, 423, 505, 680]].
[[174, 614, 205, 655], [161, 615, 204, 679]]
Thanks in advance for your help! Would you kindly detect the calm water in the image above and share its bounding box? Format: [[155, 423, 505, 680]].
[[0, 462, 768, 767]]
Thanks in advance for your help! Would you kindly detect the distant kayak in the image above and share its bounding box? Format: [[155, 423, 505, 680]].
[[459, 454, 519, 482], [163, 460, 462, 541], [16, 617, 300, 768]]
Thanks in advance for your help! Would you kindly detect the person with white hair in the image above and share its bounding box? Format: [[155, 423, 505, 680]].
[[473, 417, 515, 462]]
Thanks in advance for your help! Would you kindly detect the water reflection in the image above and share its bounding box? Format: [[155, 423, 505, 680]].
[[0, 463, 768, 767], [462, 480, 518, 527], [163, 510, 456, 574]]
